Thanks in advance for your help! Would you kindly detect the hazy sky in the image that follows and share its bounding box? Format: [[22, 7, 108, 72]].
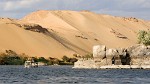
[[0, 0, 150, 20]]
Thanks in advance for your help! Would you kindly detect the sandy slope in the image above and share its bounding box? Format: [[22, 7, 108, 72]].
[[0, 10, 150, 58], [0, 18, 74, 58]]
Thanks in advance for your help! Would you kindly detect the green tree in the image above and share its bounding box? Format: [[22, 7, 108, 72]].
[[0, 50, 30, 65], [138, 30, 150, 45], [0, 55, 24, 65], [48, 57, 60, 65], [62, 55, 70, 62], [38, 57, 49, 63]]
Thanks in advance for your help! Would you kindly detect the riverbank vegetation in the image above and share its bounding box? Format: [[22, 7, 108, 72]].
[[0, 50, 78, 65], [138, 30, 150, 45]]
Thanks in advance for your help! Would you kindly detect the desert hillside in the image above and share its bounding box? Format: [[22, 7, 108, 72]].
[[0, 10, 150, 58]]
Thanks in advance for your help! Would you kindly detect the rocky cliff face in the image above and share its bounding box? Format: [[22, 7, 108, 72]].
[[74, 44, 150, 69]]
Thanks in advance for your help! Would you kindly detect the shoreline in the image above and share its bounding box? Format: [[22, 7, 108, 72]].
[[73, 65, 150, 69]]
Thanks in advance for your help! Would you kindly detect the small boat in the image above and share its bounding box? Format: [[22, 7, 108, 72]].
[[24, 60, 38, 68], [24, 61, 32, 68]]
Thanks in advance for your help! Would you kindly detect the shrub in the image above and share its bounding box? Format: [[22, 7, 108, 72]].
[[52, 58, 60, 64], [62, 55, 70, 62], [48, 57, 60, 65], [38, 57, 48, 63], [61, 55, 78, 65], [138, 30, 150, 45]]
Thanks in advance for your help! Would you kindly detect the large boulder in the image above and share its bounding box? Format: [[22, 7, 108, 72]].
[[127, 44, 150, 56], [106, 49, 119, 65], [106, 49, 118, 58], [73, 59, 96, 68], [93, 45, 106, 59], [128, 44, 150, 65]]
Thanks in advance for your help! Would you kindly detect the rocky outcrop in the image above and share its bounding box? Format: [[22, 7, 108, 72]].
[[6, 22, 49, 33], [22, 24, 49, 33], [74, 58, 95, 68], [93, 45, 106, 58], [127, 45, 150, 56], [110, 29, 128, 39], [123, 17, 139, 22], [74, 44, 150, 69], [106, 49, 118, 65], [127, 45, 150, 65]]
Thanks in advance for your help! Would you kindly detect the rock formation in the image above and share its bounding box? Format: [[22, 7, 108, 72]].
[[128, 45, 150, 65], [74, 44, 150, 69], [93, 45, 106, 58]]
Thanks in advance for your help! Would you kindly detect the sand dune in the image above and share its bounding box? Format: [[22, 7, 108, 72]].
[[0, 10, 150, 58]]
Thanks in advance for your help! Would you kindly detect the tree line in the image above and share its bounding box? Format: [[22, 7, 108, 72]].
[[0, 50, 77, 65]]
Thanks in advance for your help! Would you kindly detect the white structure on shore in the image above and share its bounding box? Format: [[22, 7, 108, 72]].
[[74, 45, 150, 69]]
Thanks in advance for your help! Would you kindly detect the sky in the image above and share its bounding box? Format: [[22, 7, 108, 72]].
[[0, 0, 150, 20]]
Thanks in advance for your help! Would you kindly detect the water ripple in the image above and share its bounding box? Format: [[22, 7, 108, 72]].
[[0, 66, 150, 84]]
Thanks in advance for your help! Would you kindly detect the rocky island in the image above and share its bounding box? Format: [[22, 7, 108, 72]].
[[74, 44, 150, 69]]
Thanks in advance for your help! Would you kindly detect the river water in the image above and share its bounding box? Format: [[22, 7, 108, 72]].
[[0, 65, 150, 84]]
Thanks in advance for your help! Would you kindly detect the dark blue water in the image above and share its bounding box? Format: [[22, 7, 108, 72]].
[[0, 66, 150, 84]]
